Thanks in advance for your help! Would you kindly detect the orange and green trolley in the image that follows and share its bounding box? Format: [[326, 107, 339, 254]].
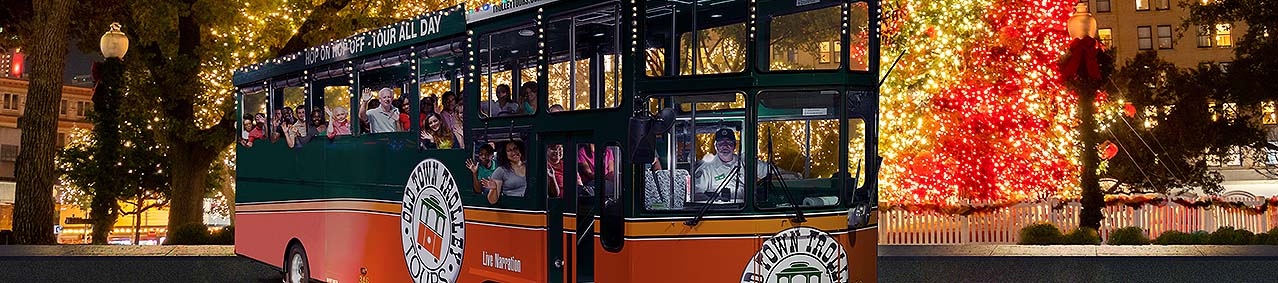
[[233, 0, 881, 282]]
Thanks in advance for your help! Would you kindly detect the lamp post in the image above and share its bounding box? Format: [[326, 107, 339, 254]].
[[1063, 3, 1107, 230], [88, 23, 128, 244]]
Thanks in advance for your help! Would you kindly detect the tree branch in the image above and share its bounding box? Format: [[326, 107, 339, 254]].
[[275, 0, 356, 57]]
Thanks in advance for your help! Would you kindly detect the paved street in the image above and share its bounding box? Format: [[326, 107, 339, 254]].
[[0, 256, 279, 283], [2, 245, 1278, 282]]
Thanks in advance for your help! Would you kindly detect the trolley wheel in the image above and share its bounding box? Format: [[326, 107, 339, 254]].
[[283, 243, 311, 283]]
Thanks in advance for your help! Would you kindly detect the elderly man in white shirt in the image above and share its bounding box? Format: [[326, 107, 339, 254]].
[[360, 87, 401, 133]]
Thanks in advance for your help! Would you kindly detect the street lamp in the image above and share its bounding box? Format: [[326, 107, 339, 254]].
[[100, 23, 129, 59], [1067, 3, 1097, 40], [1062, 2, 1108, 231], [88, 23, 128, 244]]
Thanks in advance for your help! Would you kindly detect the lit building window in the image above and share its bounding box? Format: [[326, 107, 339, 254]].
[[1197, 25, 1214, 47], [1098, 28, 1113, 47], [1263, 101, 1276, 125], [1137, 0, 1150, 10], [818, 41, 839, 64], [1137, 26, 1153, 50], [1216, 24, 1232, 47], [1156, 0, 1170, 9], [1157, 25, 1173, 49]]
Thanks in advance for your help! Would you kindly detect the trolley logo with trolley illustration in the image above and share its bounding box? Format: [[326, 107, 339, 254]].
[[401, 159, 466, 283], [742, 227, 848, 283]]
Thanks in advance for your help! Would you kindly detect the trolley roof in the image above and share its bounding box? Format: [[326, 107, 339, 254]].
[[232, 0, 564, 85], [232, 5, 467, 85]]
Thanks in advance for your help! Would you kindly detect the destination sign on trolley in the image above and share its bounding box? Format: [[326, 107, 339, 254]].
[[306, 7, 462, 65], [234, 5, 465, 83]]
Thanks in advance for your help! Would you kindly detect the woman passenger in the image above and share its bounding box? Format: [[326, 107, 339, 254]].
[[420, 113, 457, 150], [520, 82, 537, 114], [481, 141, 527, 204]]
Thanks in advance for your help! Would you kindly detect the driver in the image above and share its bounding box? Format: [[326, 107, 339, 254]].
[[692, 128, 769, 203]]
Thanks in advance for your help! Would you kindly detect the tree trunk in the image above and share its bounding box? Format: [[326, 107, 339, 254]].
[[12, 0, 72, 245], [219, 165, 236, 227], [132, 197, 141, 245], [166, 141, 218, 232]]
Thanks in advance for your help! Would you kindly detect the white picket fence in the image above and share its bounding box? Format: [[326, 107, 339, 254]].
[[879, 196, 1278, 245]]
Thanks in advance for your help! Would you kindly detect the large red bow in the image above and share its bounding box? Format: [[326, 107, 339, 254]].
[[1062, 36, 1101, 81]]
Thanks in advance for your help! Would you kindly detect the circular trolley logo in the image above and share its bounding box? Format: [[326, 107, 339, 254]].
[[741, 227, 848, 283], [401, 159, 465, 283]]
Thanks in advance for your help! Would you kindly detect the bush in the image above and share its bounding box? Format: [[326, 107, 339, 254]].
[[210, 225, 234, 245], [1208, 226, 1255, 245], [1255, 227, 1278, 245], [165, 223, 211, 245], [1063, 227, 1102, 245], [1190, 230, 1211, 243], [1107, 227, 1150, 245], [0, 230, 12, 245], [1154, 230, 1212, 245], [1018, 223, 1063, 245]]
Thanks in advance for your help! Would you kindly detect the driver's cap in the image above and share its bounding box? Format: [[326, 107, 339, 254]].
[[714, 128, 736, 143]]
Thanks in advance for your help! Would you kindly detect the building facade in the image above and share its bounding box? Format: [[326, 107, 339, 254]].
[[0, 77, 95, 234], [1078, 1, 1278, 196], [0, 48, 25, 79], [1083, 0, 1244, 69]]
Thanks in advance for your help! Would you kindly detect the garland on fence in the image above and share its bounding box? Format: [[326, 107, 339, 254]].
[[880, 199, 1056, 216], [1104, 194, 1278, 215], [881, 195, 1278, 216]]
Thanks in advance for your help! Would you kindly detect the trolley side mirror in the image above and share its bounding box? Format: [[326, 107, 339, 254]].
[[628, 108, 676, 164]]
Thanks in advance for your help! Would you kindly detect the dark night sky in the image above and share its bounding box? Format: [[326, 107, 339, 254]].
[[63, 40, 99, 82]]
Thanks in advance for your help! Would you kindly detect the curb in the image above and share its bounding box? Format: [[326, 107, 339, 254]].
[[0, 245, 235, 257]]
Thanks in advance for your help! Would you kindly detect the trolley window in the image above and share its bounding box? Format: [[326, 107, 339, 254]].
[[755, 90, 842, 209], [357, 52, 413, 135], [764, 2, 842, 71], [849, 1, 870, 71], [270, 78, 306, 147], [318, 85, 353, 139], [239, 88, 268, 148], [419, 52, 464, 150], [478, 25, 539, 118], [643, 92, 747, 212], [546, 4, 623, 112], [470, 132, 533, 207], [644, 0, 748, 77]]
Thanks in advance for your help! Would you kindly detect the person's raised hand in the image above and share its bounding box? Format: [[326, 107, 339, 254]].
[[465, 158, 478, 173]]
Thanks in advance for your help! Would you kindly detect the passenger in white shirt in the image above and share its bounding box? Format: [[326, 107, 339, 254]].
[[360, 87, 400, 133], [692, 128, 769, 203]]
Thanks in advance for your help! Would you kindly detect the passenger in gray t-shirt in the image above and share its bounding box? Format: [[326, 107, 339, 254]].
[[489, 167, 526, 197], [480, 140, 528, 204]]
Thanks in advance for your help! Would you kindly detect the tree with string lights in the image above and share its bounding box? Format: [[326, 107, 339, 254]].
[[1099, 51, 1265, 196], [58, 0, 498, 235], [878, 0, 1083, 208]]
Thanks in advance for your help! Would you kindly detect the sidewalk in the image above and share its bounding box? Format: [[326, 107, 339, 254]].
[[880, 245, 1278, 257], [0, 245, 235, 257]]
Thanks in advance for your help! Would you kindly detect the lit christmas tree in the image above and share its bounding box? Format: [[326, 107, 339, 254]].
[[879, 0, 1083, 208]]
